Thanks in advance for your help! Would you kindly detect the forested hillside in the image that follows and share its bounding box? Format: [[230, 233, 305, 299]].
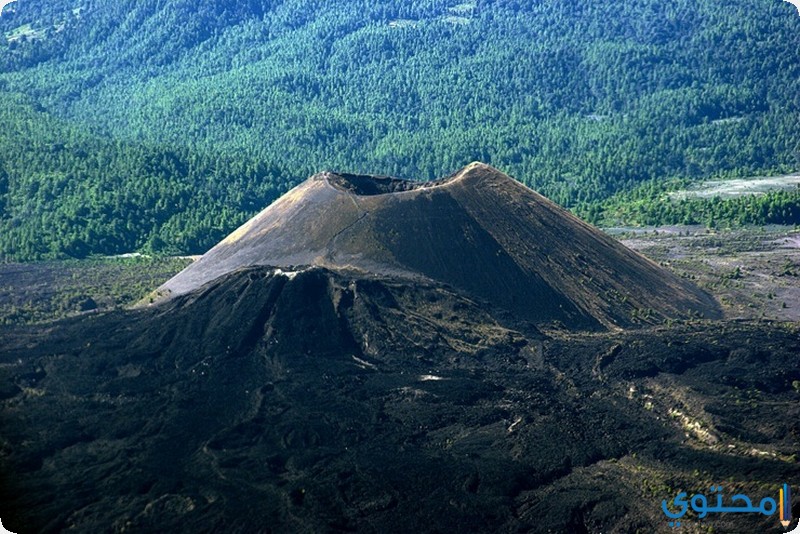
[[1, 0, 799, 259]]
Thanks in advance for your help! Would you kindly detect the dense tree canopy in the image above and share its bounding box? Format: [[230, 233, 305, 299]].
[[0, 0, 799, 259]]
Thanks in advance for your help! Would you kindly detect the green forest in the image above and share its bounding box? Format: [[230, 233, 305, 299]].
[[1, 0, 799, 260]]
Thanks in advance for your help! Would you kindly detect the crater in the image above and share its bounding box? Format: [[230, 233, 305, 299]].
[[322, 171, 458, 196]]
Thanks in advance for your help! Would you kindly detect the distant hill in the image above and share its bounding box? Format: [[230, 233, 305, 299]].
[[1, 0, 800, 259]]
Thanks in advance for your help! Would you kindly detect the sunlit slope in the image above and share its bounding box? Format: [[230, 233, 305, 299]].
[[160, 163, 721, 329]]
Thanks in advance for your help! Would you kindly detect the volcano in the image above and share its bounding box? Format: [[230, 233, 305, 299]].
[[1, 165, 797, 534], [158, 162, 720, 329]]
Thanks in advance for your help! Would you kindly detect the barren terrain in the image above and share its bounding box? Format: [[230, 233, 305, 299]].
[[618, 225, 800, 322]]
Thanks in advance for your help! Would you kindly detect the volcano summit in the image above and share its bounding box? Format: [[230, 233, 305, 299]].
[[159, 162, 720, 329]]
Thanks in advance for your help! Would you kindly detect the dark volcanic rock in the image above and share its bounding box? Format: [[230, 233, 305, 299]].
[[0, 165, 794, 534], [0, 266, 798, 533], [158, 163, 721, 329]]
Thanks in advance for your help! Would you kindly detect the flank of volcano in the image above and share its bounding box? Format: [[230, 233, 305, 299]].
[[159, 162, 720, 329]]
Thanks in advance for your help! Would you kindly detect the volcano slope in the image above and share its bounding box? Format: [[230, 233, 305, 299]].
[[1, 165, 798, 533], [157, 162, 721, 329]]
